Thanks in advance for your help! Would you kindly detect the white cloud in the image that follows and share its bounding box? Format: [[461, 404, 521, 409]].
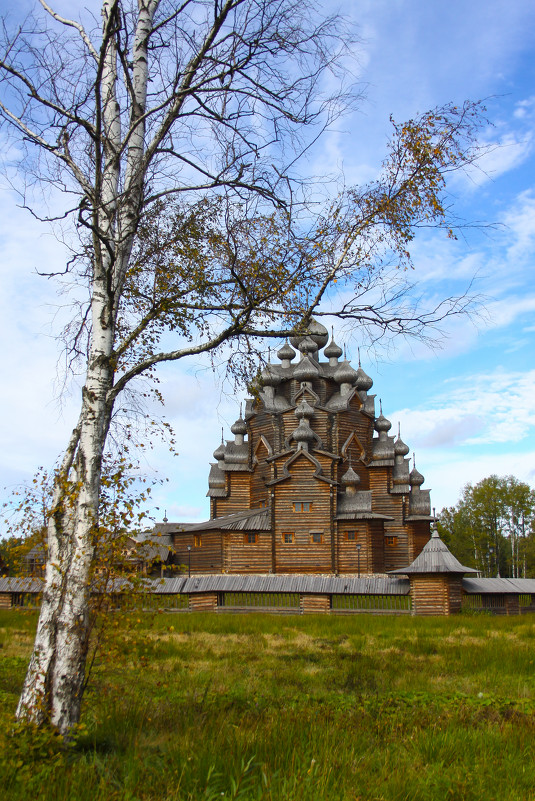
[[462, 132, 533, 188], [503, 190, 535, 262], [424, 450, 535, 511], [485, 294, 535, 329], [389, 367, 535, 510], [392, 368, 535, 451], [514, 96, 535, 119]]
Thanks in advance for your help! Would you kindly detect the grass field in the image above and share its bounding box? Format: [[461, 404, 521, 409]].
[[1, 609, 535, 801]]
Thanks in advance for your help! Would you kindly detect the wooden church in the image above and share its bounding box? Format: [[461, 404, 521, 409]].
[[156, 320, 433, 575]]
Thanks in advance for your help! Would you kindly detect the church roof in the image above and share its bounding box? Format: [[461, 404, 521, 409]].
[[128, 531, 174, 563], [173, 507, 271, 533]]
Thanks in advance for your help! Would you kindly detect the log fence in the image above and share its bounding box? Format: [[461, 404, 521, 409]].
[[2, 575, 535, 616]]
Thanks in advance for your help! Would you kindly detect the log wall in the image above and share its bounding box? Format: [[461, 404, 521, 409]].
[[505, 595, 520, 616], [250, 449, 270, 508], [410, 575, 450, 616], [272, 453, 332, 573], [336, 522, 369, 574], [223, 530, 272, 574], [173, 531, 223, 574], [368, 468, 408, 571], [300, 594, 331, 614], [189, 592, 218, 612], [368, 521, 386, 574], [407, 521, 432, 564], [447, 577, 463, 614], [216, 472, 251, 516]]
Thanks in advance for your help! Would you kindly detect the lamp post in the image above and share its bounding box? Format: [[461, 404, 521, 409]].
[[488, 546, 494, 577], [356, 543, 361, 578], [187, 545, 191, 578]]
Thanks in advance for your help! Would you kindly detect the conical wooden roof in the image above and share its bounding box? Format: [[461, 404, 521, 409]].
[[389, 528, 477, 575]]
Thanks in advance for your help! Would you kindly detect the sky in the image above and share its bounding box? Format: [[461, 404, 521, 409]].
[[1, 0, 535, 527]]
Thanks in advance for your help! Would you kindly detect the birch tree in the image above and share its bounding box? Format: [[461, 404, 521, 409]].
[[439, 476, 535, 577], [0, 0, 486, 734]]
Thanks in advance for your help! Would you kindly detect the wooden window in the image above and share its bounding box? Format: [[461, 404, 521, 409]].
[[293, 501, 312, 512], [309, 532, 323, 544], [346, 531, 357, 541], [258, 499, 267, 508], [244, 532, 258, 544], [385, 536, 398, 547], [282, 532, 295, 544], [194, 535, 202, 547]]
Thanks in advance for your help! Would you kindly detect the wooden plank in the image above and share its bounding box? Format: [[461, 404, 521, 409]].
[[410, 575, 454, 616], [300, 594, 330, 614], [188, 592, 218, 612], [224, 530, 272, 574]]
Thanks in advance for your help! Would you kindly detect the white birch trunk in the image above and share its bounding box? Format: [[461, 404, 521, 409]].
[[15, 0, 158, 735], [16, 328, 115, 731]]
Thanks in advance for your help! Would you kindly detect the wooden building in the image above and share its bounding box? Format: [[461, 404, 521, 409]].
[[157, 320, 434, 575]]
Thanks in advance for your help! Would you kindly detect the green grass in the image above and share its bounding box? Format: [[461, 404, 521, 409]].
[[2, 609, 535, 800]]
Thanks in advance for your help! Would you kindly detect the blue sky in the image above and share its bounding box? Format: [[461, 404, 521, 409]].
[[1, 0, 535, 525]]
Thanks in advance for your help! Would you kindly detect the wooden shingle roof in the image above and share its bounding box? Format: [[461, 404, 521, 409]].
[[389, 529, 477, 575], [170, 508, 271, 533]]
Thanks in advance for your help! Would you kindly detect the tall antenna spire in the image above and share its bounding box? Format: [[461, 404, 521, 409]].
[[358, 347, 361, 367]]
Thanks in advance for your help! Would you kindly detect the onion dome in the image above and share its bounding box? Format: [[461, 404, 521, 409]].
[[261, 364, 281, 387], [295, 398, 315, 419], [306, 318, 329, 348], [409, 466, 425, 487], [324, 338, 343, 360], [213, 441, 226, 461], [394, 436, 409, 456], [354, 366, 373, 391], [374, 414, 392, 433], [292, 418, 315, 445], [298, 336, 319, 356], [293, 355, 319, 382], [289, 318, 329, 350], [333, 360, 358, 385], [340, 466, 361, 487], [231, 416, 247, 436], [277, 342, 296, 362]]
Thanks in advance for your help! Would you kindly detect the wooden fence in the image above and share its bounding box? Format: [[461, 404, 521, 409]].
[[2, 575, 535, 616], [332, 594, 411, 614]]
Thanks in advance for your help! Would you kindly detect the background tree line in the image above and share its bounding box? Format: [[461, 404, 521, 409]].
[[438, 475, 535, 578]]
